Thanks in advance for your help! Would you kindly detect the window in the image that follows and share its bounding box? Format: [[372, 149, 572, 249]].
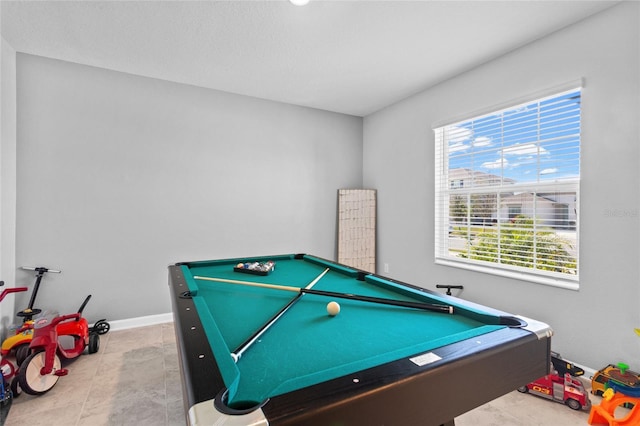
[[434, 88, 581, 288]]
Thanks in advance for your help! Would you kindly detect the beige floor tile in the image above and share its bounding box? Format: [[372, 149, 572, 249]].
[[77, 395, 168, 426], [457, 391, 592, 426], [6, 402, 84, 426], [167, 398, 186, 426]]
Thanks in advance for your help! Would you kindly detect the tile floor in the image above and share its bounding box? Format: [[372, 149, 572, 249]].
[[5, 322, 605, 425], [6, 323, 184, 426]]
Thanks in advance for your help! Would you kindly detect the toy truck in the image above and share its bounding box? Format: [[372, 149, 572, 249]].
[[518, 372, 591, 410], [591, 363, 640, 397], [517, 352, 591, 411]]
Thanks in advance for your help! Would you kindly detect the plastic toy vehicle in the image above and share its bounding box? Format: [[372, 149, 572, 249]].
[[588, 388, 640, 426], [1, 266, 60, 365], [1, 267, 110, 367], [0, 281, 28, 421], [517, 352, 590, 411], [16, 295, 106, 395], [592, 363, 640, 397], [518, 372, 590, 410]]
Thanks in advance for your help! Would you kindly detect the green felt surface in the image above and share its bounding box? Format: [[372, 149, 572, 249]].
[[185, 255, 506, 408]]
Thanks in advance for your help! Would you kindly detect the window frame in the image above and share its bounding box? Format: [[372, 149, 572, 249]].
[[434, 84, 581, 290]]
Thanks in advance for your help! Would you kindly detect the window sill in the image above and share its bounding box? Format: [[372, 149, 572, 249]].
[[435, 258, 579, 291]]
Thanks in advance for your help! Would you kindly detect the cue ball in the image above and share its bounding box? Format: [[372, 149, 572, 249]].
[[327, 301, 340, 316]]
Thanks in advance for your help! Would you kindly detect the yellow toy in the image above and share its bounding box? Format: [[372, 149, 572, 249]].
[[0, 267, 60, 366]]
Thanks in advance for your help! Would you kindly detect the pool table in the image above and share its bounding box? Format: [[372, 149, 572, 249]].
[[169, 254, 552, 426]]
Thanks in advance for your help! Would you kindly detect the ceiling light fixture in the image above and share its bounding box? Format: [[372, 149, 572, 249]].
[[289, 0, 310, 6]]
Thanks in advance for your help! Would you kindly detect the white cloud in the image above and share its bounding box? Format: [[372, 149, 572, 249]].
[[446, 126, 472, 143], [540, 168, 558, 175], [473, 136, 492, 147], [449, 143, 469, 153], [502, 143, 549, 156], [482, 158, 508, 169]]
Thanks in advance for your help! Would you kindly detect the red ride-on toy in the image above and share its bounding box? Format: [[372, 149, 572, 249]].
[[0, 281, 28, 422], [1, 266, 61, 367], [1, 267, 109, 369], [17, 294, 107, 395]]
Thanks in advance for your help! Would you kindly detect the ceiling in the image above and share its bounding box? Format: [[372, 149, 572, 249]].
[[1, 0, 618, 117]]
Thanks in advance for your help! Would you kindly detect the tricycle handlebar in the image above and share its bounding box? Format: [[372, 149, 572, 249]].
[[0, 286, 28, 302], [52, 312, 81, 326], [21, 266, 61, 274], [34, 312, 81, 329]]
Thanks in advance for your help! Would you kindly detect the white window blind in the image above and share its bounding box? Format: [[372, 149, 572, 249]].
[[434, 88, 581, 287]]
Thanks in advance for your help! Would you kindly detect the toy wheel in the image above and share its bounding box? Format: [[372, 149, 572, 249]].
[[517, 386, 528, 393], [565, 398, 581, 410], [10, 377, 20, 398], [92, 320, 110, 335], [15, 344, 30, 366], [17, 351, 60, 395], [88, 333, 100, 354]]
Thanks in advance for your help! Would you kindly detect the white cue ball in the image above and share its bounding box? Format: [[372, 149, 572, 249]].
[[327, 301, 341, 316]]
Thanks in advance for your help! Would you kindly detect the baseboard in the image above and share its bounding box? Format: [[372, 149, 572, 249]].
[[574, 362, 597, 379], [103, 312, 173, 331]]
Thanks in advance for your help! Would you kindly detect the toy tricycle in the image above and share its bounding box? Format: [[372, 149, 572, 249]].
[[16, 294, 108, 395], [1, 267, 110, 367], [1, 266, 60, 366]]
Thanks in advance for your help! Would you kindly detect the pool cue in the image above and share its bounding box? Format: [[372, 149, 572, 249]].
[[220, 268, 330, 362], [194, 275, 454, 314]]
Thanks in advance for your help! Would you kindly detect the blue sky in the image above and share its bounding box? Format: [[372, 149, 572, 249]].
[[447, 90, 581, 184]]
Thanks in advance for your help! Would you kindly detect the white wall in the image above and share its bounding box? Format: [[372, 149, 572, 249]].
[[14, 54, 363, 322], [0, 36, 17, 334], [364, 2, 639, 369]]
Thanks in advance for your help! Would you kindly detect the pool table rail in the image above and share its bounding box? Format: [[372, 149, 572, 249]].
[[169, 254, 553, 426]]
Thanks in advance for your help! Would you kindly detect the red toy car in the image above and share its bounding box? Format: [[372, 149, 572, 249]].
[[517, 352, 591, 411]]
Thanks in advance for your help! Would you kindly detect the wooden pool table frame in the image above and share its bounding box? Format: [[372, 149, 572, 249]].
[[169, 254, 552, 426]]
